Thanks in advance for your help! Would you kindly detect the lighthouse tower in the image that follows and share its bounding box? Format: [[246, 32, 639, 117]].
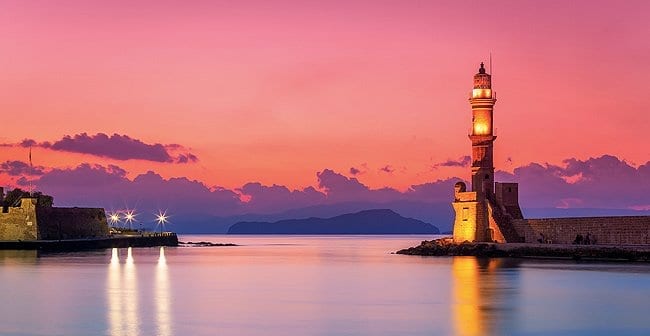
[[452, 62, 524, 243], [469, 62, 496, 196]]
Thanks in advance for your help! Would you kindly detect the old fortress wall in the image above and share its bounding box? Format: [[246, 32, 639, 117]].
[[36, 207, 109, 240], [0, 198, 39, 240], [0, 191, 109, 241]]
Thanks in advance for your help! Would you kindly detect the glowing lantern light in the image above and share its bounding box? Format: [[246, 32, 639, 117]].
[[124, 210, 136, 229], [108, 213, 120, 225], [155, 210, 169, 233], [473, 123, 489, 135], [472, 88, 492, 99]]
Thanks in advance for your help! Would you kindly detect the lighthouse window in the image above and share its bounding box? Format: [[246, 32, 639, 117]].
[[462, 207, 469, 221]]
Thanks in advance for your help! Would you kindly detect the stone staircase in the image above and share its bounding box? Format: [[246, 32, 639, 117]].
[[487, 197, 524, 243]]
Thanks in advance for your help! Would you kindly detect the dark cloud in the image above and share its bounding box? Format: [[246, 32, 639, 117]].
[[406, 179, 458, 203], [34, 164, 240, 216], [349, 163, 368, 176], [497, 155, 650, 209], [435, 156, 471, 168], [14, 133, 198, 163], [379, 165, 395, 173], [238, 183, 326, 213], [176, 153, 199, 164], [19, 139, 39, 147], [317, 169, 371, 198], [0, 160, 45, 176], [50, 133, 169, 161], [317, 169, 402, 203]]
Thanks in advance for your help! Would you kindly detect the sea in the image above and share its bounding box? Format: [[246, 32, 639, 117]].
[[1, 234, 649, 336]]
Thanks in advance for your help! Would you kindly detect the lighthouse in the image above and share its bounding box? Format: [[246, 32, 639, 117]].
[[447, 62, 649, 246], [452, 62, 522, 243], [469, 62, 497, 196]]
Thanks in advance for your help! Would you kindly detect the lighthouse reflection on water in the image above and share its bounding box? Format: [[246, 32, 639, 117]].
[[107, 246, 171, 336], [452, 257, 519, 336]]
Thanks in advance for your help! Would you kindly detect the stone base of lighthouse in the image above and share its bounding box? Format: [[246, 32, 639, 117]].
[[452, 181, 524, 243]]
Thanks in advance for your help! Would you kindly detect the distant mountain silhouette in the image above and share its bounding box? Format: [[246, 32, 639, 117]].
[[226, 209, 440, 234], [172, 201, 452, 233]]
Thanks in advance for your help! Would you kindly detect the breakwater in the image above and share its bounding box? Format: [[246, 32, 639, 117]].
[[0, 233, 178, 251], [396, 239, 650, 261]]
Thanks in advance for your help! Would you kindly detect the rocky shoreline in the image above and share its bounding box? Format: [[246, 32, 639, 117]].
[[396, 239, 650, 262]]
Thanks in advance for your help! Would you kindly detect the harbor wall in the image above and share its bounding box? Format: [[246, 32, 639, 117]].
[[512, 216, 650, 245], [0, 233, 178, 251], [37, 207, 109, 240]]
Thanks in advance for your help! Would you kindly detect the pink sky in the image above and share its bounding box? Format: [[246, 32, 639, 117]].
[[0, 0, 648, 191]]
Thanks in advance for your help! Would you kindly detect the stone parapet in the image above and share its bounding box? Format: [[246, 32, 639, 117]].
[[512, 216, 650, 245]]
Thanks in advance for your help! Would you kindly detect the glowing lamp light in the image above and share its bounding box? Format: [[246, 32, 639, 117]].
[[124, 210, 136, 225], [109, 213, 120, 225], [473, 123, 489, 135], [155, 210, 169, 233], [156, 210, 169, 225], [472, 88, 492, 98]]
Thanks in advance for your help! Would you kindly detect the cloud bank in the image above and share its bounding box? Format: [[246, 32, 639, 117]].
[[496, 155, 650, 209], [0, 160, 45, 176], [11, 133, 198, 163], [0, 155, 647, 221]]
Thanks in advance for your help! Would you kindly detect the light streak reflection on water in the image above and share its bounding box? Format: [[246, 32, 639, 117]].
[[156, 247, 171, 336], [106, 247, 141, 336], [107, 248, 122, 336], [106, 247, 172, 336]]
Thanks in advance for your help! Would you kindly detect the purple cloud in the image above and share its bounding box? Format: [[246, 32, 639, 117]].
[[435, 155, 471, 168], [1, 154, 645, 231], [19, 139, 39, 147], [0, 160, 45, 176], [16, 133, 198, 163], [379, 165, 395, 173], [176, 153, 199, 163], [349, 163, 368, 176], [317, 169, 403, 203], [237, 182, 326, 213], [33, 164, 240, 216], [406, 179, 458, 203], [497, 155, 650, 209]]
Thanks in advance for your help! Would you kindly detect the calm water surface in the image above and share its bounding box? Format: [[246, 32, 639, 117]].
[[0, 235, 649, 336]]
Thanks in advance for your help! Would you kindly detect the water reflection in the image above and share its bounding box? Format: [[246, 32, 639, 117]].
[[452, 257, 519, 336], [107, 248, 123, 335], [106, 247, 172, 336], [124, 247, 139, 335], [107, 247, 140, 336], [0, 250, 39, 264], [452, 257, 481, 336], [156, 247, 171, 336]]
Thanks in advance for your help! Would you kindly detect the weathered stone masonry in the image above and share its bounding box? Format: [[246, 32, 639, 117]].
[[0, 194, 109, 241], [512, 217, 650, 245]]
